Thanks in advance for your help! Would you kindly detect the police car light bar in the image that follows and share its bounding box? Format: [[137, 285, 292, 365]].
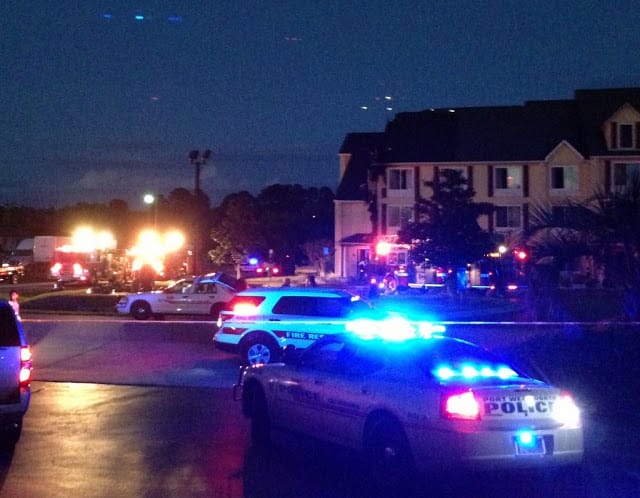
[[345, 316, 446, 342]]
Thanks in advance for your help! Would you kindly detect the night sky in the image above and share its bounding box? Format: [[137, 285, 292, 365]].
[[2, 1, 639, 209]]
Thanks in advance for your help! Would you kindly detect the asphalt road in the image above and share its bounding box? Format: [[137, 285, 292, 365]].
[[0, 317, 637, 497]]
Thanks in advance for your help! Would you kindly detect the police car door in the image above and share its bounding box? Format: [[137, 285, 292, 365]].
[[182, 282, 218, 314], [271, 344, 337, 436], [308, 341, 380, 447]]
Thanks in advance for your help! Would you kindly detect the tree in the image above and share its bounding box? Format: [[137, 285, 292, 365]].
[[397, 169, 494, 269], [208, 191, 264, 277], [256, 184, 334, 266], [528, 171, 640, 319]]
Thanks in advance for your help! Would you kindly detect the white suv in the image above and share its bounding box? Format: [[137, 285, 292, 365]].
[[0, 300, 32, 445], [213, 287, 372, 365]]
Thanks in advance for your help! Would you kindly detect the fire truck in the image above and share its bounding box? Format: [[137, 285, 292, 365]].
[[365, 238, 528, 295], [49, 229, 128, 288], [50, 245, 128, 288]]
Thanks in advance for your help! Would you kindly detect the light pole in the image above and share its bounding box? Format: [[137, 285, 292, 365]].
[[188, 149, 211, 194], [187, 149, 211, 275], [143, 193, 157, 228]]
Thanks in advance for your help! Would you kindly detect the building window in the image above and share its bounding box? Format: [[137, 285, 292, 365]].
[[388, 169, 412, 191], [613, 163, 640, 191], [619, 124, 634, 149], [387, 205, 413, 229], [611, 122, 638, 150], [494, 166, 522, 194], [495, 206, 521, 228], [550, 165, 578, 192]]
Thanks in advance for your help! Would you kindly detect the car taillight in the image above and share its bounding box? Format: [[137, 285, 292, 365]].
[[19, 346, 32, 386], [51, 262, 62, 274], [442, 391, 480, 420], [232, 303, 258, 316], [553, 391, 581, 429]]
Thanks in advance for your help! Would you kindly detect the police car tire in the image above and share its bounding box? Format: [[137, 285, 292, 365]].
[[131, 300, 152, 320], [243, 382, 271, 446], [241, 333, 280, 365], [363, 414, 413, 486]]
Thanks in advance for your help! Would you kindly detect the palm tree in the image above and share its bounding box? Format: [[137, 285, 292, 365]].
[[527, 171, 640, 319]]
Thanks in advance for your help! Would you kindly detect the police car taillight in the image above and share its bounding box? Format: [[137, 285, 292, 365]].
[[442, 391, 480, 420], [552, 391, 581, 429]]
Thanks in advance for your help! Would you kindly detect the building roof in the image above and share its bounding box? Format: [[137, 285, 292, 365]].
[[336, 132, 385, 201], [336, 87, 640, 200]]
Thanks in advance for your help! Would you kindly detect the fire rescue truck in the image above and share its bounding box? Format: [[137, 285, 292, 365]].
[[49, 229, 128, 288], [364, 238, 528, 295]]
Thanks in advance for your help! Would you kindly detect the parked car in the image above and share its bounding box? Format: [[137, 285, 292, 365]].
[[0, 262, 24, 284], [214, 287, 383, 365], [115, 272, 240, 320], [234, 331, 583, 485], [0, 300, 32, 445]]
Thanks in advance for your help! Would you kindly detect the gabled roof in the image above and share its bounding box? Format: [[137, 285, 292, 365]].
[[337, 87, 640, 200], [378, 87, 640, 163], [573, 87, 640, 155], [336, 132, 385, 201], [381, 100, 581, 162]]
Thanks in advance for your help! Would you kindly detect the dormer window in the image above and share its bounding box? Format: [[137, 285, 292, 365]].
[[610, 121, 639, 149], [620, 124, 633, 148]]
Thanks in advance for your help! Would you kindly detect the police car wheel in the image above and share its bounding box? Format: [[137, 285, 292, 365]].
[[242, 334, 280, 365], [364, 414, 413, 487], [243, 382, 270, 445], [131, 300, 152, 320]]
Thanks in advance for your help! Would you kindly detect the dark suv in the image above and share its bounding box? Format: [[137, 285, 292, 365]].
[[0, 300, 32, 445]]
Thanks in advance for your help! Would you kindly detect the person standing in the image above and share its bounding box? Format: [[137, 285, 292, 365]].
[[8, 289, 20, 319]]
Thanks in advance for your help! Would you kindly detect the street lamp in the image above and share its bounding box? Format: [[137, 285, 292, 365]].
[[143, 193, 157, 228], [188, 149, 211, 194]]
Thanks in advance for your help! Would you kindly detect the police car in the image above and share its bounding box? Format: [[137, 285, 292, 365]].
[[116, 272, 239, 320], [234, 324, 584, 481], [214, 287, 381, 365]]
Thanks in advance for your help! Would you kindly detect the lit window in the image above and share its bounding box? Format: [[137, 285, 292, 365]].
[[494, 166, 522, 194], [495, 206, 521, 228]]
